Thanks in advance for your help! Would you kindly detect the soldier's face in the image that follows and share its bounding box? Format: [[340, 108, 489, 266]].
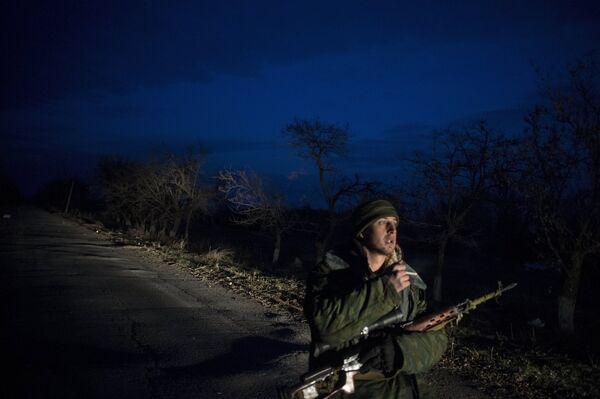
[[363, 216, 398, 256]]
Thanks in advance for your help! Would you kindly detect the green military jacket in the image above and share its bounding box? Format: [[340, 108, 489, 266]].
[[305, 243, 447, 399]]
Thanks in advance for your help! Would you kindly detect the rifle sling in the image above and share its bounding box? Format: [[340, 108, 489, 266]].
[[353, 370, 397, 381]]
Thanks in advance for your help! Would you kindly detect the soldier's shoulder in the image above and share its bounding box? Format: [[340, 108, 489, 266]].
[[323, 250, 351, 271]]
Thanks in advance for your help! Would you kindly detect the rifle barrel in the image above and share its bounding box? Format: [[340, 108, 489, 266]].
[[469, 282, 517, 308], [502, 282, 518, 292]]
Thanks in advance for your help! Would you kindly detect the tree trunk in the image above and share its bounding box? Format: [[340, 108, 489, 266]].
[[184, 209, 194, 242], [315, 240, 326, 264], [272, 230, 282, 265], [433, 234, 448, 302], [317, 214, 336, 262], [169, 216, 182, 238], [156, 217, 167, 239], [558, 254, 584, 334], [316, 162, 335, 262]]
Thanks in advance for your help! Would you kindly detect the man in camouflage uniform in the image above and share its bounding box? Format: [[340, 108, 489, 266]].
[[305, 199, 447, 398]]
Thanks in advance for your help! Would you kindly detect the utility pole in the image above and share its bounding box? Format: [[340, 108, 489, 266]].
[[64, 179, 74, 214]]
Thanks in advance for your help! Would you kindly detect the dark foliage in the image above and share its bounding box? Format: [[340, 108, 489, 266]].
[[34, 178, 97, 213], [0, 172, 21, 209]]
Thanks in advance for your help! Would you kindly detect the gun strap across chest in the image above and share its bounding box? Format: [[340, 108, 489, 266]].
[[353, 370, 398, 381]]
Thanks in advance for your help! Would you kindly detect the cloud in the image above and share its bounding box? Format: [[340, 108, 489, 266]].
[[382, 124, 434, 140], [2, 0, 599, 109], [287, 169, 309, 181], [341, 124, 433, 174], [447, 107, 530, 135]]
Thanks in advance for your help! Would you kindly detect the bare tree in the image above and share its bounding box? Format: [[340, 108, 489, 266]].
[[136, 159, 173, 236], [97, 152, 210, 243], [406, 122, 512, 302], [168, 153, 211, 243], [520, 57, 600, 334], [217, 169, 287, 265], [283, 117, 377, 259], [97, 156, 143, 228]]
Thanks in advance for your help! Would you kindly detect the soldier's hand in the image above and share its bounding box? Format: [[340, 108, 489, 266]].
[[359, 332, 398, 375], [387, 262, 411, 293]]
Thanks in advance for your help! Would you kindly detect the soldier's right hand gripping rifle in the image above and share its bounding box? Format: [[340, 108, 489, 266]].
[[279, 281, 517, 399]]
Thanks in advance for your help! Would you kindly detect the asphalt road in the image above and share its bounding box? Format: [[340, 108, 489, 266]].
[[1, 207, 491, 399], [1, 208, 308, 399]]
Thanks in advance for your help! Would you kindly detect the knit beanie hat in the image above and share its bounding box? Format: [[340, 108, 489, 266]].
[[352, 199, 399, 237]]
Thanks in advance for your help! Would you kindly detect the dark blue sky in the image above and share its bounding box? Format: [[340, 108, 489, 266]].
[[2, 1, 599, 202]]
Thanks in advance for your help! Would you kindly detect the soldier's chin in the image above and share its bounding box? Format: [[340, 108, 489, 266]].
[[383, 244, 395, 255], [374, 246, 393, 256]]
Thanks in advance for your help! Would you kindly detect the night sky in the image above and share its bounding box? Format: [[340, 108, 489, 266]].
[[2, 1, 599, 203]]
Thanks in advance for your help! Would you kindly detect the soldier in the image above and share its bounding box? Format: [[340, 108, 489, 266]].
[[305, 199, 448, 398]]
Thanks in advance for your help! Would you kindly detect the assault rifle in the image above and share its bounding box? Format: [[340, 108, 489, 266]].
[[279, 281, 517, 399]]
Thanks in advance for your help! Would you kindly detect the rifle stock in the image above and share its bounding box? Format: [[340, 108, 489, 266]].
[[402, 304, 459, 332], [402, 281, 517, 332]]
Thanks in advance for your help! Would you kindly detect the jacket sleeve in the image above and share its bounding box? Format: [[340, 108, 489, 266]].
[[307, 259, 404, 347], [394, 329, 448, 374]]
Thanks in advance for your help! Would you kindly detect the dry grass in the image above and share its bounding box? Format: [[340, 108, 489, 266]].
[[441, 327, 600, 398], [193, 246, 236, 266], [186, 247, 305, 315]]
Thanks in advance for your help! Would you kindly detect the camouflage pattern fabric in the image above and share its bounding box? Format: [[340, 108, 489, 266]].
[[305, 243, 447, 399]]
